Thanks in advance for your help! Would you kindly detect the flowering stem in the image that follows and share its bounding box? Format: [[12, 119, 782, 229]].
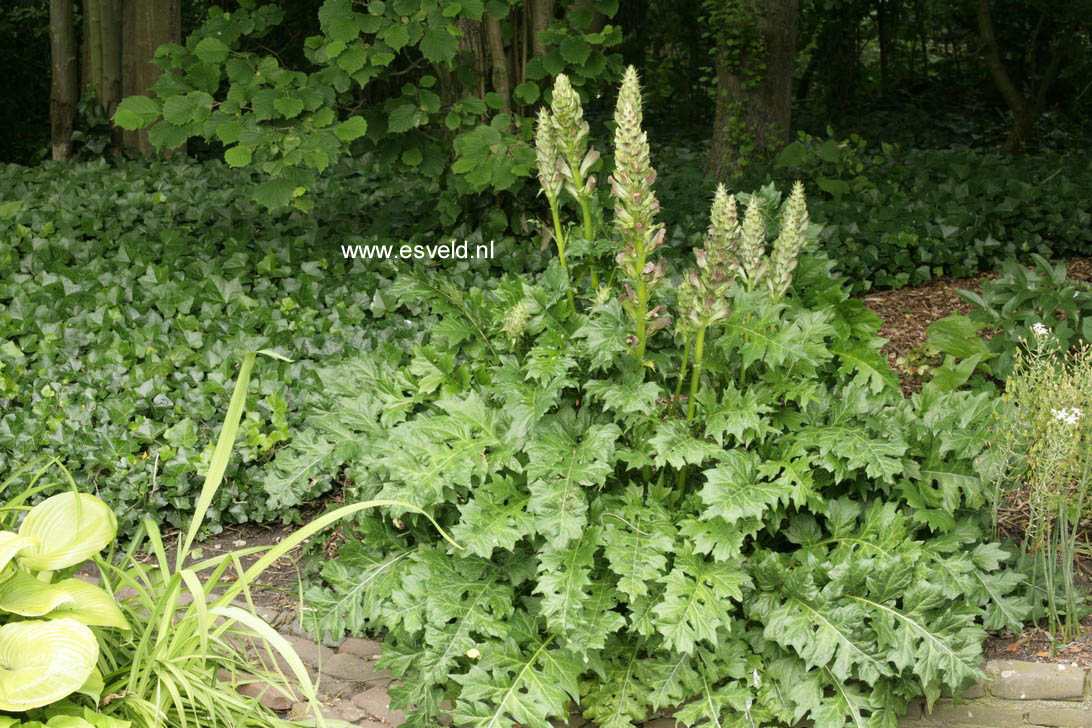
[[549, 198, 576, 314], [686, 325, 707, 422], [670, 332, 692, 417], [634, 278, 650, 360], [579, 197, 600, 289]]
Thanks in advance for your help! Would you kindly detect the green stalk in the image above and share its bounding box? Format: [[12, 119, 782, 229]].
[[670, 332, 693, 417], [1062, 455, 1092, 641], [686, 325, 707, 421], [564, 147, 599, 289], [578, 196, 599, 288], [634, 277, 649, 361], [549, 198, 576, 313]]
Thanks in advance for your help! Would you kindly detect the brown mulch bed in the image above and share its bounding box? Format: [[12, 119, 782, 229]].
[[858, 256, 1092, 396]]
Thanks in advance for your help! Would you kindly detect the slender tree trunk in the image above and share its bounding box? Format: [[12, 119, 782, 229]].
[[86, 0, 103, 97], [439, 17, 486, 108], [707, 0, 799, 183], [50, 0, 79, 161], [530, 0, 555, 58], [121, 0, 181, 155], [100, 0, 121, 117], [484, 14, 511, 113], [975, 0, 1063, 151]]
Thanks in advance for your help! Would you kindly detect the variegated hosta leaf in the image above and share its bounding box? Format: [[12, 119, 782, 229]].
[[18, 492, 117, 571], [0, 575, 125, 630], [48, 579, 130, 630], [0, 532, 33, 573], [0, 618, 99, 711], [0, 571, 75, 616]]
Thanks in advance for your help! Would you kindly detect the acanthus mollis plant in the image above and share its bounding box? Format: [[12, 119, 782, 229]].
[[264, 67, 1027, 728]]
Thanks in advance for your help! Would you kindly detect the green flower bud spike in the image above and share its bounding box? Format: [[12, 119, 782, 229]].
[[610, 65, 667, 360], [534, 107, 563, 202], [706, 184, 742, 279], [737, 195, 768, 291], [535, 102, 575, 312], [550, 73, 601, 288], [675, 184, 739, 420], [767, 181, 809, 301]]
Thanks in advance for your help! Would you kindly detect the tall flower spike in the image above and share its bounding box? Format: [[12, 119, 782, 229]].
[[679, 186, 737, 333], [768, 181, 809, 300], [705, 184, 742, 285], [737, 195, 767, 290], [609, 65, 665, 358], [549, 75, 589, 170], [534, 107, 563, 202]]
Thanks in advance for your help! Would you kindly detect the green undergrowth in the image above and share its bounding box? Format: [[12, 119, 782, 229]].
[[653, 133, 1092, 290], [0, 156, 526, 535]]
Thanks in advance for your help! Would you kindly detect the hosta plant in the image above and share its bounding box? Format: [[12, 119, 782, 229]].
[[266, 68, 1026, 728], [0, 462, 128, 720]]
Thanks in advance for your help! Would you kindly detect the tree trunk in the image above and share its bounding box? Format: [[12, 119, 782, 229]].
[[484, 14, 511, 113], [975, 0, 1063, 152], [530, 0, 555, 58], [439, 17, 486, 108], [121, 0, 181, 155], [86, 0, 103, 97], [707, 0, 799, 183], [50, 0, 79, 162], [100, 0, 122, 122]]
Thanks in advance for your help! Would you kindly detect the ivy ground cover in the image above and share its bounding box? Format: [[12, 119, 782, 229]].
[[0, 156, 461, 533]]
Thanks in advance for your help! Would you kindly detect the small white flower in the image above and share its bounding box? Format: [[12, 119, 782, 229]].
[[466, 647, 481, 659], [1052, 407, 1083, 425], [1032, 322, 1049, 338]]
